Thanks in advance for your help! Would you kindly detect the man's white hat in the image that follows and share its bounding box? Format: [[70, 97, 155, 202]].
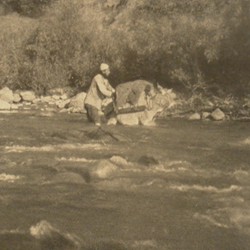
[[100, 63, 109, 71]]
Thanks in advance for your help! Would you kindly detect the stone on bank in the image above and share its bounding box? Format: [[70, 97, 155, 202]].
[[188, 112, 201, 121], [0, 99, 11, 110], [0, 87, 14, 103], [211, 108, 226, 121], [20, 91, 36, 102]]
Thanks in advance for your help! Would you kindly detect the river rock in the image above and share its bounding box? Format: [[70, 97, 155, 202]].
[[91, 160, 118, 178], [59, 108, 69, 113], [138, 155, 159, 166], [0, 99, 11, 110], [107, 117, 117, 125], [11, 104, 19, 110], [13, 93, 21, 103], [50, 172, 85, 184], [0, 87, 14, 103], [60, 94, 68, 100], [189, 112, 201, 120], [69, 92, 86, 112], [41, 96, 53, 103], [110, 155, 129, 166], [139, 110, 157, 126], [117, 112, 140, 125], [202, 112, 211, 120], [211, 108, 225, 121], [56, 99, 70, 109], [52, 95, 60, 100], [30, 220, 79, 248], [20, 91, 36, 102], [47, 87, 66, 96]]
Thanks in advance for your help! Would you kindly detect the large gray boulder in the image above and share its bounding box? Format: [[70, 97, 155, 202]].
[[20, 91, 36, 102], [68, 92, 86, 113], [0, 99, 11, 110], [0, 87, 14, 103]]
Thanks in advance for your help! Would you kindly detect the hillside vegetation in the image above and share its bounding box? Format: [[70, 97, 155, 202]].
[[0, 0, 250, 97]]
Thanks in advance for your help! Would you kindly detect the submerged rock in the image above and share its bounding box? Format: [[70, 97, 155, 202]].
[[211, 108, 225, 121], [50, 172, 86, 184], [91, 160, 118, 178], [138, 155, 159, 166]]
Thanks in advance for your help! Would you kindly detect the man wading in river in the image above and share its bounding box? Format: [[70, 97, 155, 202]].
[[84, 63, 115, 126]]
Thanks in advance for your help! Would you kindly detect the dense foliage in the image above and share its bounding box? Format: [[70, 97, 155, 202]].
[[0, 0, 250, 96]]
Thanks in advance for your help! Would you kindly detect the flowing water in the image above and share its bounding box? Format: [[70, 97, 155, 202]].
[[0, 111, 250, 250]]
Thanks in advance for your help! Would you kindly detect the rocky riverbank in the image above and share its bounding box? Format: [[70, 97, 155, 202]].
[[0, 87, 86, 115], [0, 86, 249, 122]]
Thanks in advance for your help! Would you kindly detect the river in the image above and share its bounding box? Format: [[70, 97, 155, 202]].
[[0, 111, 249, 249]]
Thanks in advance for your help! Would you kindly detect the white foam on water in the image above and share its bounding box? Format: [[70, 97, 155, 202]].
[[168, 184, 241, 193], [228, 208, 250, 234], [56, 157, 95, 163], [0, 110, 19, 114], [194, 212, 230, 229], [4, 143, 105, 153], [0, 173, 21, 183], [243, 138, 250, 145], [29, 220, 81, 246]]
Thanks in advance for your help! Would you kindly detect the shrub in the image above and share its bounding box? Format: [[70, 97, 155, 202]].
[[0, 0, 250, 96]]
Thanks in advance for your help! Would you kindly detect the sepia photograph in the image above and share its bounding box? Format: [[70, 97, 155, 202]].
[[0, 0, 249, 249]]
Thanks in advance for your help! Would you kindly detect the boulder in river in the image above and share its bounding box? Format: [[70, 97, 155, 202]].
[[110, 155, 129, 167], [0, 87, 14, 103], [211, 108, 226, 121], [91, 160, 118, 179]]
